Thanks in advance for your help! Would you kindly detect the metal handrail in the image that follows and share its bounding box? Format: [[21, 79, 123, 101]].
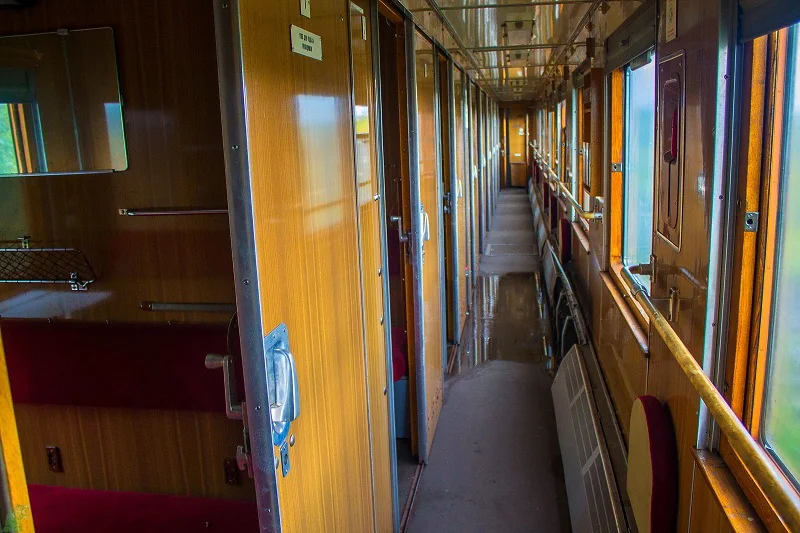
[[119, 207, 228, 216], [619, 266, 800, 532], [535, 156, 603, 220], [556, 180, 602, 220]]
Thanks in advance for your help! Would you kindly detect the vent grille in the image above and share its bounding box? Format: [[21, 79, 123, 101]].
[[552, 346, 626, 532]]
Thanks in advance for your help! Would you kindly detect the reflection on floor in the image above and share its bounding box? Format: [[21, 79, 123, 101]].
[[407, 188, 571, 532]]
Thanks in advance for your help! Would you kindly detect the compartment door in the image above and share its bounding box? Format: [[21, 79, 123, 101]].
[[407, 27, 445, 463], [215, 1, 376, 531]]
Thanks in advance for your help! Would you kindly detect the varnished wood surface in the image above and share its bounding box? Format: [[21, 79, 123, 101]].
[[16, 404, 254, 500], [691, 450, 765, 532], [725, 31, 793, 533], [0, 0, 234, 325], [689, 464, 737, 533], [414, 31, 444, 456], [348, 2, 394, 529], [508, 111, 528, 187], [596, 273, 648, 439], [0, 336, 33, 533], [237, 0, 375, 530], [648, 2, 722, 529]]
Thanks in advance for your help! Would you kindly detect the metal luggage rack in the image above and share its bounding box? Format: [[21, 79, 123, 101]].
[[0, 237, 96, 291]]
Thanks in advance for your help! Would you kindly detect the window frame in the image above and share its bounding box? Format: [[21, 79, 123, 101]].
[[721, 26, 800, 532], [607, 54, 657, 329]]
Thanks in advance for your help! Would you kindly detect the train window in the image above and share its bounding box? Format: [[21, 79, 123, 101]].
[[723, 24, 800, 525], [761, 24, 800, 487], [622, 52, 656, 289], [0, 105, 17, 174]]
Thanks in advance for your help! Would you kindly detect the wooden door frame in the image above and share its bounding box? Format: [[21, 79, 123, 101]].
[[445, 58, 462, 346], [372, 0, 412, 526], [213, 1, 280, 529], [404, 19, 429, 463]]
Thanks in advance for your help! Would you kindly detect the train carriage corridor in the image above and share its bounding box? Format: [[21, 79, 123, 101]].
[[406, 189, 571, 532]]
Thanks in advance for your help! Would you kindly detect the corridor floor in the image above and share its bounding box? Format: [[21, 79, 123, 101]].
[[407, 188, 571, 533]]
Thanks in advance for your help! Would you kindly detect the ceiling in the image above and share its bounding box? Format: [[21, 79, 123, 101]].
[[401, 0, 643, 101]]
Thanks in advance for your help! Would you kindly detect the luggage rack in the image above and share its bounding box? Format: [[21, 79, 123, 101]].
[[0, 237, 96, 291]]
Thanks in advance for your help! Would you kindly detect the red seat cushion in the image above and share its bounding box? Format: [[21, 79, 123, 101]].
[[627, 395, 678, 533], [28, 484, 258, 533]]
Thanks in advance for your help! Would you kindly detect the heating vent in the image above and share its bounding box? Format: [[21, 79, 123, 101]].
[[552, 346, 627, 532]]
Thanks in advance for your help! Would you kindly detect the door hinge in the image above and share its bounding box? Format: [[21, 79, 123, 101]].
[[611, 162, 623, 172]]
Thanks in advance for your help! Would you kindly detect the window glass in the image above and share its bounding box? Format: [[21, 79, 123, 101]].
[[0, 105, 18, 174], [762, 24, 800, 488], [623, 57, 656, 288]]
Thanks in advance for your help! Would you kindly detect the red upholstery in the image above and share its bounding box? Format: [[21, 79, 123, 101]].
[[392, 327, 408, 381], [28, 484, 258, 533], [1, 321, 240, 413], [559, 218, 572, 264]]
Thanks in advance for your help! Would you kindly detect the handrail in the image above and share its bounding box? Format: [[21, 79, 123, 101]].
[[556, 180, 602, 220], [534, 156, 603, 220], [119, 207, 228, 216], [619, 266, 800, 532]]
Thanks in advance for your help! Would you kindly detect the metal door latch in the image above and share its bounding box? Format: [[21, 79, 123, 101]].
[[205, 353, 253, 477], [389, 216, 409, 243], [265, 324, 301, 476]]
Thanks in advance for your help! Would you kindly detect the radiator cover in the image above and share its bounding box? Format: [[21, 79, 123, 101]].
[[552, 346, 627, 532]]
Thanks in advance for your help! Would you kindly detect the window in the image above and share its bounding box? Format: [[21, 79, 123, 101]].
[[761, 24, 800, 488], [0, 105, 18, 174], [723, 23, 800, 527], [622, 54, 656, 289]]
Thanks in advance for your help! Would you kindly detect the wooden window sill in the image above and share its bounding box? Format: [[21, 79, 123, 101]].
[[600, 271, 649, 355], [610, 262, 650, 329], [572, 222, 590, 254], [692, 449, 766, 532]]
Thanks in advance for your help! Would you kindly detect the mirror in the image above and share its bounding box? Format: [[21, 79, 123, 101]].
[[0, 27, 127, 176]]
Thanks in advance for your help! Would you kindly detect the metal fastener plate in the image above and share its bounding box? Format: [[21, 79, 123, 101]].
[[744, 212, 759, 232]]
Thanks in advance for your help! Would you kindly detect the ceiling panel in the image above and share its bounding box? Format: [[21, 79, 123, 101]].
[[397, 0, 644, 101]]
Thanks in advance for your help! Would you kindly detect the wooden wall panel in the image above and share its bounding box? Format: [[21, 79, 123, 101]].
[[596, 274, 649, 440], [236, 0, 375, 531], [689, 468, 737, 533], [16, 405, 254, 500], [349, 2, 393, 530], [0, 0, 234, 325], [650, 1, 721, 529], [510, 164, 527, 187]]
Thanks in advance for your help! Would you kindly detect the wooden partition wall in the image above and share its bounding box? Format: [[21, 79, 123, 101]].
[[0, 2, 250, 521], [0, 0, 234, 326], [348, 1, 393, 530]]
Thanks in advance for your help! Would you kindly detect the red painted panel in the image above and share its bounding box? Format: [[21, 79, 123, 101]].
[[1, 321, 239, 412], [28, 484, 258, 533]]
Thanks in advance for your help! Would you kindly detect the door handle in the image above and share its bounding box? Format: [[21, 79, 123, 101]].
[[205, 353, 253, 477], [265, 323, 300, 453], [422, 211, 430, 242], [205, 354, 243, 420], [271, 348, 300, 428], [389, 215, 409, 243]]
